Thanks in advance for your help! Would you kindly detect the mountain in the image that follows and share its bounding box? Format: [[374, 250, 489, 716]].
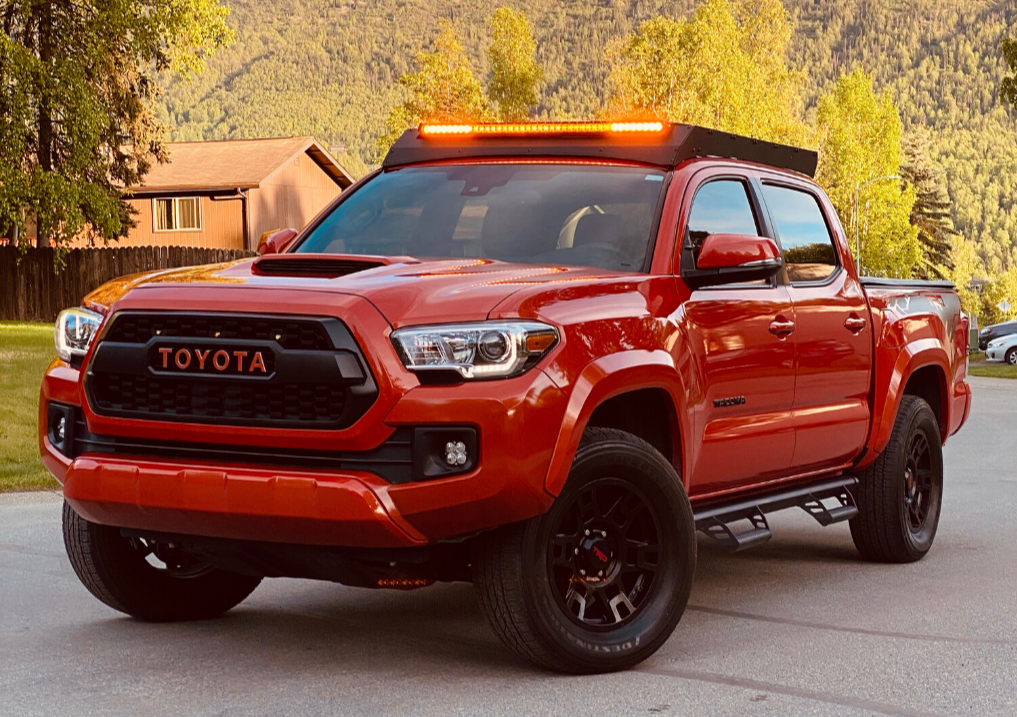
[[158, 0, 1017, 273]]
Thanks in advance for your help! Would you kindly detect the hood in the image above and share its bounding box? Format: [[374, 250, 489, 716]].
[[84, 256, 621, 327]]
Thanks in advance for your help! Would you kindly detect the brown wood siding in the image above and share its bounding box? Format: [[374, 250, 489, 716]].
[[67, 195, 246, 250], [249, 153, 342, 248]]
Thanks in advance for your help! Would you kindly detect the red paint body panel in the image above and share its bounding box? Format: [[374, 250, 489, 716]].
[[40, 153, 970, 549]]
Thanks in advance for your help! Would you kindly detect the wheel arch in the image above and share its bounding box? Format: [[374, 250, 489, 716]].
[[543, 350, 688, 496], [868, 339, 952, 459]]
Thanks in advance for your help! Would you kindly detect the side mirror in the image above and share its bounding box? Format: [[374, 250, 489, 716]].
[[257, 228, 298, 255], [683, 233, 782, 289]]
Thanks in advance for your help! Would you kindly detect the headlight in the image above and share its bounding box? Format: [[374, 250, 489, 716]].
[[988, 338, 1003, 348], [391, 321, 558, 379], [55, 307, 103, 363]]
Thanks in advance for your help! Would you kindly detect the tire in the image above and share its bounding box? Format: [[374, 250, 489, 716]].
[[63, 502, 262, 621], [472, 427, 696, 674], [850, 396, 944, 563], [1006, 347, 1017, 366]]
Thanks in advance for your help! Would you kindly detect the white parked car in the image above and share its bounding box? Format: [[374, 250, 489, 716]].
[[985, 333, 1017, 365]]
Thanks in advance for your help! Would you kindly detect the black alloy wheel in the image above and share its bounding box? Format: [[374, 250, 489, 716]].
[[63, 502, 262, 621], [547, 478, 660, 628], [850, 396, 944, 563], [473, 427, 696, 674], [902, 431, 934, 533]]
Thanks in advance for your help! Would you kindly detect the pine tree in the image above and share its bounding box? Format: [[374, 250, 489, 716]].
[[0, 0, 233, 253], [1001, 36, 1017, 109], [900, 129, 957, 280]]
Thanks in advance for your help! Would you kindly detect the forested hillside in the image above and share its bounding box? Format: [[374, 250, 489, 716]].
[[158, 0, 1017, 274]]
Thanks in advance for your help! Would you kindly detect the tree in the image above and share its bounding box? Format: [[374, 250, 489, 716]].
[[605, 0, 808, 146], [378, 20, 489, 156], [900, 129, 957, 280], [1001, 36, 1017, 109], [0, 0, 233, 253], [487, 7, 543, 121], [814, 70, 922, 278], [488, 7, 545, 120]]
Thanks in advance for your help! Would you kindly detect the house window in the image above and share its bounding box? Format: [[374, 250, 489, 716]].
[[154, 197, 202, 231]]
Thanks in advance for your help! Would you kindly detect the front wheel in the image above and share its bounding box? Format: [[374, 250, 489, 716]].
[[473, 428, 696, 674], [63, 503, 262, 621], [1006, 347, 1017, 366], [850, 396, 944, 563]]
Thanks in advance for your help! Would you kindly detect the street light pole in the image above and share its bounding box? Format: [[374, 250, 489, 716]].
[[852, 175, 900, 276]]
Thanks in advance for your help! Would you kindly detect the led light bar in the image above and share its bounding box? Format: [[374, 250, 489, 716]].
[[419, 121, 666, 137]]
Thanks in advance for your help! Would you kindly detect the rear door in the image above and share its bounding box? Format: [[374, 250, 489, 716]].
[[759, 179, 873, 472], [678, 169, 797, 496]]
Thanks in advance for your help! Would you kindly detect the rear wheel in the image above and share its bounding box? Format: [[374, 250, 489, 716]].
[[850, 396, 944, 563], [63, 502, 261, 621], [473, 428, 696, 673]]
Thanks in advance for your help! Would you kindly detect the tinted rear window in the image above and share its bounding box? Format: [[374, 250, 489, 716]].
[[296, 164, 667, 273]]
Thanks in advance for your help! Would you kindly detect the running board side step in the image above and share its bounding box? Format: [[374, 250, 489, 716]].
[[692, 476, 858, 552]]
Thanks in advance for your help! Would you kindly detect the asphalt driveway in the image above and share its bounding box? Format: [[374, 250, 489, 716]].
[[1, 376, 1014, 716]]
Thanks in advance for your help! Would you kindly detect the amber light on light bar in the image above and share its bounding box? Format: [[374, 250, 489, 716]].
[[419, 121, 666, 137]]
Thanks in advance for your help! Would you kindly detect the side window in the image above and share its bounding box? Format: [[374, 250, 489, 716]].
[[762, 185, 838, 283], [686, 179, 760, 266]]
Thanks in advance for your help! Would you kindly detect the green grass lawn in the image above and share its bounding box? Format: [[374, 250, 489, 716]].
[[967, 351, 1017, 379], [1, 322, 60, 491]]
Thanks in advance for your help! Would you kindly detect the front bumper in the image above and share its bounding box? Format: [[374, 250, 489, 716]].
[[40, 295, 570, 548], [984, 347, 1004, 362], [43, 365, 567, 547]]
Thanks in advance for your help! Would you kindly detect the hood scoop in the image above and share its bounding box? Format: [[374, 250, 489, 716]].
[[252, 254, 387, 278]]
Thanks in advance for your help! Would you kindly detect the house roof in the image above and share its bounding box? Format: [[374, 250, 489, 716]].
[[130, 137, 355, 193]]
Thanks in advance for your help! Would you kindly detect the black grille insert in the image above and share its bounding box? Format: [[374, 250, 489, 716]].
[[86, 312, 377, 429], [91, 373, 347, 424], [105, 314, 332, 351]]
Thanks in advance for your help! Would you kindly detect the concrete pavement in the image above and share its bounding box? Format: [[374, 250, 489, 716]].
[[1, 377, 1014, 716]]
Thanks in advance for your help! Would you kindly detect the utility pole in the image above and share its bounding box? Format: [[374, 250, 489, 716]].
[[852, 175, 900, 276]]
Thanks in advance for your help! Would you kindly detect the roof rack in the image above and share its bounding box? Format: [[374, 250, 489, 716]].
[[382, 123, 818, 177]]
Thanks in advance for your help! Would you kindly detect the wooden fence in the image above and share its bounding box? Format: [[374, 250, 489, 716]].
[[0, 246, 256, 322]]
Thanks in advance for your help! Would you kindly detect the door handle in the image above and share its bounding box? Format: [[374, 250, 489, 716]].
[[844, 315, 867, 334], [768, 317, 795, 338]]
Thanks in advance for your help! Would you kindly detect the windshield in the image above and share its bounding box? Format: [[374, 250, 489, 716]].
[[296, 164, 668, 273]]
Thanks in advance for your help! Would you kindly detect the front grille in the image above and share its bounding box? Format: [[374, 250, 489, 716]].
[[85, 312, 376, 430], [105, 314, 331, 351], [92, 373, 347, 424]]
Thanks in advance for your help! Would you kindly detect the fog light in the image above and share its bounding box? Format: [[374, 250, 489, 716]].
[[56, 417, 66, 442], [445, 441, 468, 466]]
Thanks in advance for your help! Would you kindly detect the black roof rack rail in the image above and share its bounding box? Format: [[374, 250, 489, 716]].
[[382, 123, 818, 177]]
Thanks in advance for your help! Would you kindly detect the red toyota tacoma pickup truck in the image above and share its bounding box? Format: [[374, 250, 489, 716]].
[[40, 122, 971, 674]]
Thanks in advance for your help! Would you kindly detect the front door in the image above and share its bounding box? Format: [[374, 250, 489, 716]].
[[759, 180, 873, 472], [677, 174, 797, 497]]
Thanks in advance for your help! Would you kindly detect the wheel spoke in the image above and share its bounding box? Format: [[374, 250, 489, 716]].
[[551, 534, 577, 567], [576, 489, 601, 521], [608, 592, 637, 624]]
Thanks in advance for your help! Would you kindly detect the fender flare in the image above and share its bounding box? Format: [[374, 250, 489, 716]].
[[868, 338, 951, 458], [543, 349, 689, 496]]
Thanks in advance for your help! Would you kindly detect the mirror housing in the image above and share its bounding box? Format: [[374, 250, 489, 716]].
[[257, 228, 298, 256], [682, 233, 783, 289]]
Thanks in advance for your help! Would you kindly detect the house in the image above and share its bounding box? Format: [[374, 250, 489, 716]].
[[117, 137, 354, 251]]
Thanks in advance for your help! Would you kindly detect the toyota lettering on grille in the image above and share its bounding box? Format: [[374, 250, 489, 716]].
[[154, 347, 270, 375]]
